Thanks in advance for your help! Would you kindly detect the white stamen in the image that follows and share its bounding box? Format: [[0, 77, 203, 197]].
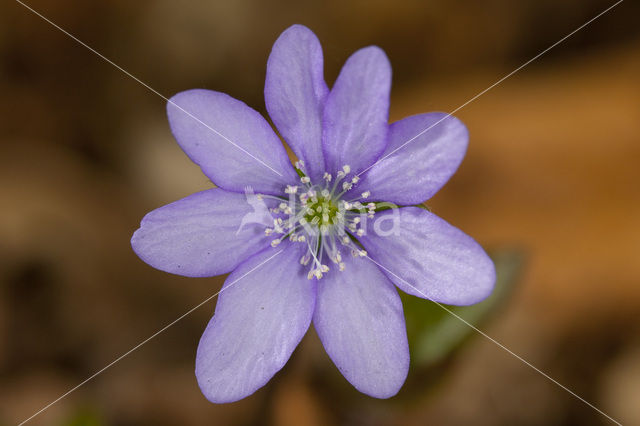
[[258, 166, 376, 280]]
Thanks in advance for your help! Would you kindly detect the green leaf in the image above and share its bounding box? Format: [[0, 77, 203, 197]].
[[401, 248, 523, 367], [60, 406, 104, 426]]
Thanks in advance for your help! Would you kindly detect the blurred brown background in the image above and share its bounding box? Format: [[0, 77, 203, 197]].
[[1, 0, 639, 425]]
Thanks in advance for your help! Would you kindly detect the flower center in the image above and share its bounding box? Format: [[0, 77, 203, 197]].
[[258, 162, 377, 280], [303, 196, 339, 227]]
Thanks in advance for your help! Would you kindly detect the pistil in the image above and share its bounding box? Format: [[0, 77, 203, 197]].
[[260, 164, 374, 279]]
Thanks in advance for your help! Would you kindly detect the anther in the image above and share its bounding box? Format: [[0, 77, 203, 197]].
[[263, 168, 373, 280]]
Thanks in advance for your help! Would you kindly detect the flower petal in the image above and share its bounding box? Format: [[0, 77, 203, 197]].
[[355, 113, 468, 204], [313, 255, 409, 398], [322, 46, 391, 176], [167, 89, 299, 195], [359, 207, 495, 306], [131, 188, 276, 277], [265, 25, 329, 183], [196, 243, 315, 403]]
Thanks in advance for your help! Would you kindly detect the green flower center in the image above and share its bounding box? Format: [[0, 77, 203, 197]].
[[304, 196, 339, 226]]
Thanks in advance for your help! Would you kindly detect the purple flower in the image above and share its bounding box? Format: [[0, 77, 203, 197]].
[[131, 24, 495, 402]]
